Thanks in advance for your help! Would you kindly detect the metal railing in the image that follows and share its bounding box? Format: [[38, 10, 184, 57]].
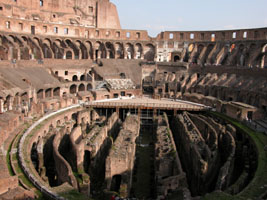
[[85, 101, 208, 111], [18, 104, 81, 200]]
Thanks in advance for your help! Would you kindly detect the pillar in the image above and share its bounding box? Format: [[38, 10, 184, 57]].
[[0, 99, 4, 113], [174, 109, 177, 116]]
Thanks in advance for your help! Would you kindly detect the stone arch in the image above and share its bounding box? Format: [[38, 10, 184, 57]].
[[183, 43, 194, 62], [247, 43, 259, 67], [66, 51, 73, 59], [115, 42, 124, 59], [65, 39, 79, 59], [261, 44, 267, 68], [135, 43, 143, 59], [78, 84, 85, 91], [80, 75, 85, 81], [174, 55, 180, 62], [0, 36, 10, 60], [53, 87, 60, 97], [87, 83, 92, 91], [105, 42, 115, 59], [85, 41, 93, 59], [13, 93, 20, 109], [4, 95, 13, 111], [6, 35, 19, 54], [41, 39, 53, 59], [70, 84, 77, 94], [235, 44, 246, 66], [28, 37, 42, 59], [144, 43, 155, 61], [202, 44, 214, 64], [72, 75, 78, 82], [21, 92, 28, 106], [125, 43, 134, 59], [52, 39, 64, 59], [76, 40, 88, 59], [94, 41, 106, 59], [2, 35, 17, 60], [37, 89, 44, 99], [8, 35, 28, 60], [45, 88, 52, 98], [110, 174, 122, 192], [192, 44, 204, 64]]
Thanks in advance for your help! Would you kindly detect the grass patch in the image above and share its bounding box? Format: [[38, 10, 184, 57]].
[[14, 162, 23, 174], [59, 189, 89, 200], [19, 174, 35, 188], [206, 111, 267, 199], [6, 138, 15, 176]]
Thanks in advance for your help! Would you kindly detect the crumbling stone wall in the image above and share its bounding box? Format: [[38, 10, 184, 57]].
[[155, 114, 187, 198], [53, 128, 78, 189], [105, 114, 140, 196]]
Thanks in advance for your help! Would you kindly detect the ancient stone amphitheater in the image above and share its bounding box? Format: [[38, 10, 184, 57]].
[[0, 1, 266, 200]]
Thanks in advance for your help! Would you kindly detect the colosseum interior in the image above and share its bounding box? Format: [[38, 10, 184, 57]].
[[0, 0, 266, 200]]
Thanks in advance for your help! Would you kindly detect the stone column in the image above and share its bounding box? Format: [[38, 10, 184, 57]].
[[7, 96, 13, 111], [0, 99, 4, 113]]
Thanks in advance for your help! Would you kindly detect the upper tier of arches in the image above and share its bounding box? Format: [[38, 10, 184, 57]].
[[0, 33, 156, 61]]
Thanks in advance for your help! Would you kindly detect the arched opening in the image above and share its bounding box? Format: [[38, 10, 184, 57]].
[[31, 142, 39, 172], [110, 175, 122, 192], [115, 42, 124, 59], [87, 84, 92, 91], [85, 41, 93, 59], [53, 40, 64, 59], [72, 75, 78, 82], [144, 44, 155, 61], [261, 44, 267, 68], [53, 87, 60, 97], [13, 93, 20, 109], [80, 75, 85, 81], [174, 55, 180, 62], [235, 44, 246, 66], [120, 73, 126, 79], [78, 84, 85, 91], [95, 42, 106, 59], [45, 88, 52, 98], [135, 43, 143, 59], [42, 43, 52, 58], [203, 44, 214, 64], [66, 51, 72, 59], [31, 38, 42, 60], [70, 84, 77, 94], [66, 39, 79, 59], [83, 150, 91, 174], [21, 92, 28, 104], [20, 47, 30, 60], [125, 43, 134, 59], [37, 89, 44, 99], [4, 95, 12, 111], [106, 42, 115, 59], [77, 41, 88, 59]]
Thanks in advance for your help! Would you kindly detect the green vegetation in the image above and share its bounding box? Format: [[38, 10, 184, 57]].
[[6, 138, 15, 176], [201, 111, 267, 200], [18, 174, 35, 188], [59, 189, 90, 200]]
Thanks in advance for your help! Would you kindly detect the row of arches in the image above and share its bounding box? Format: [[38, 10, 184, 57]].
[[183, 42, 267, 67], [0, 34, 156, 61], [70, 83, 92, 94], [0, 82, 93, 114]]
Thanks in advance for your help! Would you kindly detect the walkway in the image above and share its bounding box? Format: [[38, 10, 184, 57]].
[[85, 98, 209, 111]]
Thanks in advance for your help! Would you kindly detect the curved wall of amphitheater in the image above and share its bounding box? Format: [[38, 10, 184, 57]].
[[0, 1, 266, 200]]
